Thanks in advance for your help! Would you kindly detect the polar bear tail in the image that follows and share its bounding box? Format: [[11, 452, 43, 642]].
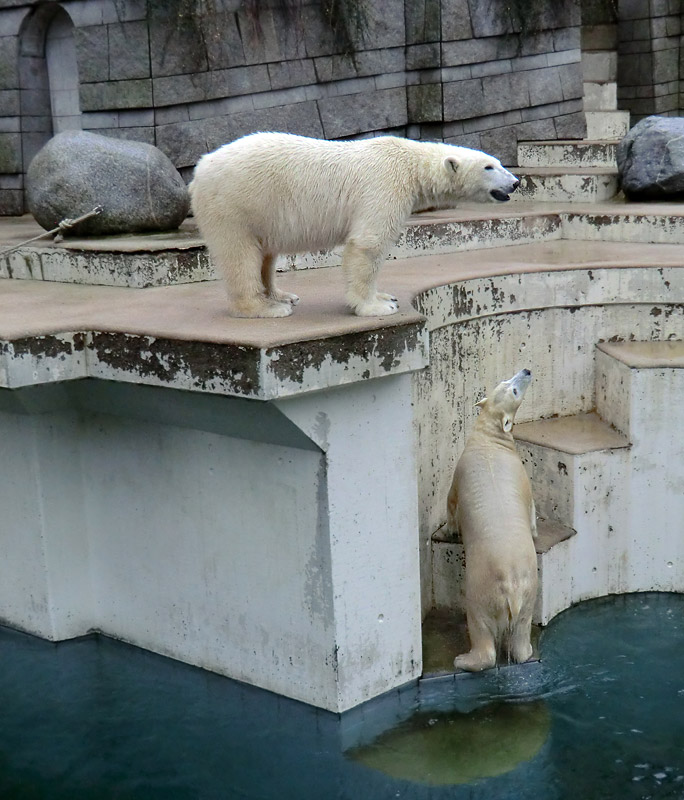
[[506, 594, 523, 623]]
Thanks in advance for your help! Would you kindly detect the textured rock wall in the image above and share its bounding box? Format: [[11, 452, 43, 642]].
[[617, 0, 682, 121], [0, 0, 584, 214]]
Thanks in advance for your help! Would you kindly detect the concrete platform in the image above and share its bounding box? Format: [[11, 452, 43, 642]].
[[1, 201, 684, 712], [2, 236, 684, 399]]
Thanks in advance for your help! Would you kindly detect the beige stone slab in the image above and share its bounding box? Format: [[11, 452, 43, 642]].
[[1, 239, 684, 348], [534, 517, 576, 555], [515, 412, 630, 454], [596, 340, 684, 369]]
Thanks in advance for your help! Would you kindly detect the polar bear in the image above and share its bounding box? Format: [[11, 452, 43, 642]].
[[189, 132, 519, 318], [447, 369, 538, 672]]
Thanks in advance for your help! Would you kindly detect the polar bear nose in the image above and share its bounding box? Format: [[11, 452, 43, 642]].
[[512, 178, 520, 190]]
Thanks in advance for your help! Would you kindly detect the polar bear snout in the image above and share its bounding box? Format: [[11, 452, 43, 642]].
[[489, 171, 520, 202]]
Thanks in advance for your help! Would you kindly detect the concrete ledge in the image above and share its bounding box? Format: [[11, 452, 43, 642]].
[[2, 237, 684, 399], [596, 340, 684, 369], [515, 412, 631, 454], [4, 200, 684, 289]]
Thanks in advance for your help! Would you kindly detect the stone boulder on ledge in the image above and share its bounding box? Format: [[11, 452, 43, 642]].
[[617, 115, 684, 200], [27, 131, 190, 236]]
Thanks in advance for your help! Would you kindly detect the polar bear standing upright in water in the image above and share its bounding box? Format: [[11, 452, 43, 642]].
[[189, 132, 519, 318], [447, 369, 538, 672]]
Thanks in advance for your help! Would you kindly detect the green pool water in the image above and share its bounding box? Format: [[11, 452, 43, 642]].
[[1, 592, 683, 799]]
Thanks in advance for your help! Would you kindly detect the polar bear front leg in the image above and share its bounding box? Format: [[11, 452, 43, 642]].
[[342, 240, 398, 316], [261, 254, 300, 307]]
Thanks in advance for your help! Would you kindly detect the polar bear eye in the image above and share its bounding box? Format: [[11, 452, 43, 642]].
[[513, 387, 519, 396], [484, 165, 494, 171]]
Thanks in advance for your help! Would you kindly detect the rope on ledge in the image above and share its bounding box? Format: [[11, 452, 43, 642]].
[[0, 206, 103, 259]]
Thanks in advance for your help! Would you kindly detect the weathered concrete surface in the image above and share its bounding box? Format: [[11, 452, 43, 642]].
[[6, 200, 684, 287], [1, 199, 684, 709], [513, 343, 684, 623], [1, 235, 684, 401], [0, 374, 422, 713]]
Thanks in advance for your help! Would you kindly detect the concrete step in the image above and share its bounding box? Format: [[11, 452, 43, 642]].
[[515, 412, 632, 623], [517, 139, 618, 168], [583, 81, 617, 111], [593, 340, 684, 601], [515, 412, 630, 528], [512, 167, 619, 203], [595, 340, 684, 440], [561, 204, 684, 244], [294, 207, 563, 270], [431, 515, 576, 616], [585, 110, 630, 139]]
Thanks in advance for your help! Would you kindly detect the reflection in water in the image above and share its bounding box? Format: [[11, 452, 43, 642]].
[[350, 701, 550, 785]]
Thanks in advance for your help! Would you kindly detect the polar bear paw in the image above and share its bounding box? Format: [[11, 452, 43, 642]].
[[231, 297, 294, 318], [353, 296, 399, 316], [453, 650, 496, 672]]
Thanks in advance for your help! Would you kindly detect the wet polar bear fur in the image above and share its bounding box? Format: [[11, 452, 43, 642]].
[[189, 132, 520, 318], [447, 369, 538, 672]]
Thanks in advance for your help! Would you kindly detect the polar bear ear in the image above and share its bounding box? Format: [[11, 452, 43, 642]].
[[502, 414, 513, 433], [444, 156, 459, 173], [475, 397, 487, 408]]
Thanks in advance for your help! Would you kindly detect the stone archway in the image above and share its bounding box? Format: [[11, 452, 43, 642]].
[[18, 3, 81, 179]]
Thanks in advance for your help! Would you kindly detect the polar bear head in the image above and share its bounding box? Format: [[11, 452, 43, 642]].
[[438, 144, 520, 204], [476, 369, 532, 433]]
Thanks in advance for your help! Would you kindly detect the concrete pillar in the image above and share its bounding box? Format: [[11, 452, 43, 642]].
[[0, 374, 422, 713]]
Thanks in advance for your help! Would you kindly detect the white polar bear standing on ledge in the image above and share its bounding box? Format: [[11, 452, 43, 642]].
[[189, 132, 520, 318]]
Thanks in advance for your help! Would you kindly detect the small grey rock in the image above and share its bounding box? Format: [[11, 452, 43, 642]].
[[617, 115, 684, 200], [26, 130, 190, 236]]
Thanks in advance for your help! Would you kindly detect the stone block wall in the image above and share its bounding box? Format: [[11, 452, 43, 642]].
[[617, 0, 682, 120], [0, 0, 586, 214]]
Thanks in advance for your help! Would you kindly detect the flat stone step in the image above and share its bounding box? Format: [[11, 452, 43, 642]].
[[596, 340, 684, 369], [517, 139, 619, 168], [512, 167, 619, 203], [515, 412, 630, 454], [0, 210, 564, 287], [585, 110, 630, 140], [561, 203, 684, 243], [535, 516, 577, 554]]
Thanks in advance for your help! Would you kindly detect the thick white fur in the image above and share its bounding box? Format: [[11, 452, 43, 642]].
[[189, 132, 519, 318], [447, 369, 538, 672]]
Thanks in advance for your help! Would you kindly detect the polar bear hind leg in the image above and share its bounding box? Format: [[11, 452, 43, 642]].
[[509, 610, 534, 663], [261, 254, 300, 307], [453, 612, 497, 672], [342, 239, 399, 316], [206, 227, 292, 318]]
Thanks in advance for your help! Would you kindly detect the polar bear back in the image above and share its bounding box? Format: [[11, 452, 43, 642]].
[[190, 133, 418, 253]]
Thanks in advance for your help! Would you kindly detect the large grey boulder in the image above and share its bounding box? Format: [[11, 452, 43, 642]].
[[617, 115, 684, 200], [27, 131, 190, 236]]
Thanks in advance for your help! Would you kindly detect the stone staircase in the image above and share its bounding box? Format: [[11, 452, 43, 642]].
[[516, 340, 684, 623], [433, 340, 684, 627], [512, 44, 628, 204]]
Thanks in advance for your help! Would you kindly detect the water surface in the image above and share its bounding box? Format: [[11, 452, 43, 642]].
[[1, 592, 683, 799]]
